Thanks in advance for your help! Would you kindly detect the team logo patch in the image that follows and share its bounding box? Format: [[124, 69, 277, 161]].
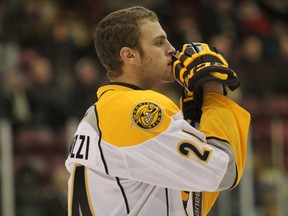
[[132, 102, 163, 130]]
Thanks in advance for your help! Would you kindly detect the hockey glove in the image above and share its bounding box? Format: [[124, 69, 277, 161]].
[[179, 91, 203, 126], [172, 42, 240, 93], [172, 42, 240, 123]]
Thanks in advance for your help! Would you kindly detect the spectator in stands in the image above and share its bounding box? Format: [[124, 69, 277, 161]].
[[200, 0, 240, 41], [26, 56, 68, 130], [235, 35, 274, 98], [42, 20, 77, 90], [69, 57, 107, 120], [273, 32, 288, 94]]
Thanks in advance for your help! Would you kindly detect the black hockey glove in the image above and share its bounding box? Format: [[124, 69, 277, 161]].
[[172, 42, 240, 123]]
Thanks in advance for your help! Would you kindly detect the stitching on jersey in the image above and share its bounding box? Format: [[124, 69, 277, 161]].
[[206, 136, 229, 144], [165, 188, 170, 216], [98, 89, 115, 100], [116, 177, 130, 214]]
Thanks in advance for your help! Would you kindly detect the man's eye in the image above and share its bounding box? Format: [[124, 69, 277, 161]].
[[156, 40, 164, 46]]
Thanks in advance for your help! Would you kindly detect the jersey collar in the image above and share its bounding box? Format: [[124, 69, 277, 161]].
[[109, 82, 143, 90], [97, 82, 143, 100]]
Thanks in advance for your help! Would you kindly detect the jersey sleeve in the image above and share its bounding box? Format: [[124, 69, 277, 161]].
[[199, 92, 251, 215], [199, 92, 251, 187]]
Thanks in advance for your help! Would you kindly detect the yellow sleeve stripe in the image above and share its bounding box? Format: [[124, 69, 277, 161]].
[[85, 167, 96, 216]]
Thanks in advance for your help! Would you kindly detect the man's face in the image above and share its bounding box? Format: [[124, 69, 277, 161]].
[[136, 20, 176, 88]]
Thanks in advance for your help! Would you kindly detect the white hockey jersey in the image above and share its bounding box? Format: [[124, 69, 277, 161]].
[[65, 83, 250, 216]]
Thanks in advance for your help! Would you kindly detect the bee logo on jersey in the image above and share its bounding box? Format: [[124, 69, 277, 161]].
[[132, 102, 163, 130]]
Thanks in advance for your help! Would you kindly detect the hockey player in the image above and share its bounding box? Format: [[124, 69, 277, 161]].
[[65, 6, 250, 216]]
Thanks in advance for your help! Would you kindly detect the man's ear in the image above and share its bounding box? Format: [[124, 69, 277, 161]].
[[119, 47, 139, 65]]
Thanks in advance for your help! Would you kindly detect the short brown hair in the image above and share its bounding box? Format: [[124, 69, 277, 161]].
[[94, 6, 158, 80]]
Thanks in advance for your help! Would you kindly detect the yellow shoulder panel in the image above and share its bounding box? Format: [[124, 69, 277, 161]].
[[96, 85, 180, 147]]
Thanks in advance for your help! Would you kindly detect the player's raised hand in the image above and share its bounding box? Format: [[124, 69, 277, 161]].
[[172, 42, 240, 94], [172, 42, 241, 124]]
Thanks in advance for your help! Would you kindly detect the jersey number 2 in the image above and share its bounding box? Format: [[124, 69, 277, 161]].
[[178, 142, 211, 162], [178, 130, 212, 162]]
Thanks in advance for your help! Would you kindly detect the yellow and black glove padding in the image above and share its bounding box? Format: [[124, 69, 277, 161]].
[[179, 91, 202, 126], [172, 42, 240, 93], [172, 42, 240, 123]]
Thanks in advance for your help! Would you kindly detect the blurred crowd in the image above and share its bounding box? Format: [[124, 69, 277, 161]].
[[0, 0, 287, 215]]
